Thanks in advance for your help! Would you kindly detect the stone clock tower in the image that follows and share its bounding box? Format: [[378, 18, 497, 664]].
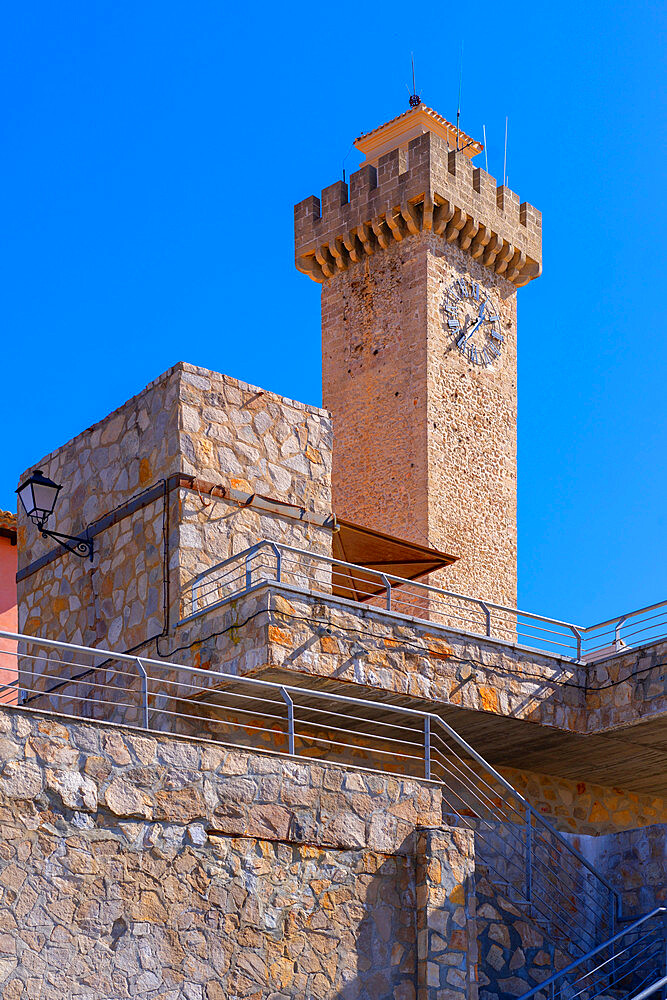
[[294, 103, 542, 606]]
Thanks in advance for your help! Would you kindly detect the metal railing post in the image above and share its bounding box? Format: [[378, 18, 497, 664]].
[[135, 658, 149, 731], [571, 626, 582, 660], [271, 543, 282, 583], [615, 615, 628, 651], [526, 804, 533, 912], [424, 716, 431, 780], [281, 687, 295, 756], [382, 574, 391, 611], [245, 550, 253, 591], [480, 601, 491, 637]]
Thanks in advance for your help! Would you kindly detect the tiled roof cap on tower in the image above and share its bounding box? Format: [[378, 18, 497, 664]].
[[355, 103, 483, 167]]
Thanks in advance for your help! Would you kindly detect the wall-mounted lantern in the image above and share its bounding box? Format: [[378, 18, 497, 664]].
[[16, 470, 93, 560]]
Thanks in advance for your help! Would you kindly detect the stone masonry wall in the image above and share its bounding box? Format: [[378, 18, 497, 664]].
[[0, 703, 499, 1000], [415, 827, 477, 1000], [18, 365, 182, 652], [167, 586, 666, 841], [175, 368, 333, 617], [0, 686, 654, 998], [223, 584, 667, 743], [321, 237, 430, 556], [473, 873, 570, 1000], [17, 363, 333, 657], [500, 766, 667, 836], [570, 824, 667, 917], [232, 586, 587, 729], [584, 639, 667, 732], [320, 219, 518, 608], [426, 239, 517, 608]]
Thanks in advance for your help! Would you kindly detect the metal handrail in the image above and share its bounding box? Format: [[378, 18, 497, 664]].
[[184, 540, 585, 658], [275, 541, 582, 631], [583, 599, 667, 635], [189, 540, 281, 609], [184, 540, 667, 663], [629, 976, 667, 1000], [516, 907, 667, 1000]]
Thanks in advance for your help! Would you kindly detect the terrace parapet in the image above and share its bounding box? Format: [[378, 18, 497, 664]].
[[171, 579, 667, 796]]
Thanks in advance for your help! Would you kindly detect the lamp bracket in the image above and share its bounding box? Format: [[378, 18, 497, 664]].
[[39, 527, 93, 561]]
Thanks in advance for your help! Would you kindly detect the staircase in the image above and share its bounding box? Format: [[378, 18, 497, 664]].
[[431, 715, 619, 956], [427, 715, 667, 999], [514, 908, 667, 1000]]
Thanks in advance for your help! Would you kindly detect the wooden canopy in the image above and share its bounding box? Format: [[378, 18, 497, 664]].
[[331, 519, 458, 604]]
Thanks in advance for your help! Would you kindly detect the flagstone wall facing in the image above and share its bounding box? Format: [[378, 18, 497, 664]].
[[0, 703, 495, 1000], [16, 363, 333, 660]]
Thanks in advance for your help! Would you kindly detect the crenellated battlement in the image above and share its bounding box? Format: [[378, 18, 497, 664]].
[[295, 130, 541, 286]]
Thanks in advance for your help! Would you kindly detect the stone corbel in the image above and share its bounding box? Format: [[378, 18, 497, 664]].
[[470, 224, 491, 260], [343, 231, 362, 263], [329, 237, 348, 271], [458, 217, 479, 251], [315, 245, 335, 278], [400, 201, 420, 235], [506, 249, 526, 283], [385, 209, 406, 242], [482, 232, 503, 267], [494, 241, 514, 275], [422, 195, 434, 232], [356, 222, 375, 256], [445, 207, 466, 243], [433, 200, 455, 235], [371, 218, 391, 250], [296, 255, 324, 283], [514, 258, 542, 286]]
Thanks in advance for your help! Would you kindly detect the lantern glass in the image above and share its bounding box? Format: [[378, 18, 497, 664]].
[[16, 470, 61, 524]]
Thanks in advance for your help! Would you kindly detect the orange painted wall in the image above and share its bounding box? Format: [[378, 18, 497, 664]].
[[0, 535, 17, 704]]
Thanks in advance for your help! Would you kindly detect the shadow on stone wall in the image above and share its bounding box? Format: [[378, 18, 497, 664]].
[[568, 823, 667, 917], [330, 843, 417, 1000]]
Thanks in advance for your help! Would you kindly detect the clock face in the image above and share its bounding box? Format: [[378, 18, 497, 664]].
[[443, 278, 504, 367]]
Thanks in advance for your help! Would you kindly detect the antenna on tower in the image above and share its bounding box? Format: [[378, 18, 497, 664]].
[[456, 42, 463, 150], [483, 124, 488, 172], [503, 116, 508, 187], [341, 142, 354, 185], [408, 53, 421, 107]]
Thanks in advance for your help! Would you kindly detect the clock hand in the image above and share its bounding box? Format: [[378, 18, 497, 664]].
[[469, 302, 486, 335], [462, 306, 486, 343], [456, 317, 472, 347]]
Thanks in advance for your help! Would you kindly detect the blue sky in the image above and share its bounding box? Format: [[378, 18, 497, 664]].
[[2, 1, 665, 625]]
